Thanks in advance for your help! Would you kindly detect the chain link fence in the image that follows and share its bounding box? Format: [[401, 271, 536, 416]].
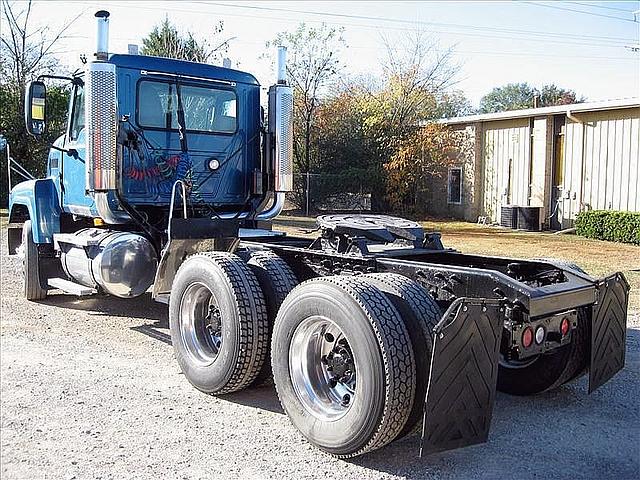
[[284, 172, 374, 215]]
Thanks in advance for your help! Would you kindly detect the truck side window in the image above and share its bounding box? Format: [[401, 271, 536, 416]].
[[137, 80, 237, 134], [69, 84, 85, 141], [138, 81, 178, 129]]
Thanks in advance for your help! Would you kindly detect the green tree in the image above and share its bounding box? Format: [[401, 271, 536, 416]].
[[540, 84, 585, 107], [478, 83, 535, 113], [432, 90, 473, 119], [479, 82, 585, 113], [0, 0, 74, 203], [141, 17, 229, 63]]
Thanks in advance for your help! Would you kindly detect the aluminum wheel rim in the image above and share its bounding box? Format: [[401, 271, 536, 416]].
[[179, 282, 223, 366], [289, 316, 357, 422]]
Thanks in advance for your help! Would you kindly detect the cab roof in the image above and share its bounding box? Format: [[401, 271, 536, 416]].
[[109, 54, 260, 86]]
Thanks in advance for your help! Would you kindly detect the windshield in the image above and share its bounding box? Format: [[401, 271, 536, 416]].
[[137, 80, 237, 134]]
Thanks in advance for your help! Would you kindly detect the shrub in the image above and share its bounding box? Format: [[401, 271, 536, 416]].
[[575, 210, 640, 245]]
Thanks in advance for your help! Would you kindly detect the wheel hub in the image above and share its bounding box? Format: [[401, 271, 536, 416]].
[[289, 317, 357, 421], [179, 283, 223, 366]]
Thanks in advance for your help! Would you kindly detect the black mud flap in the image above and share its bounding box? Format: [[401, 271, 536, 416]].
[[589, 273, 630, 393], [420, 298, 505, 456]]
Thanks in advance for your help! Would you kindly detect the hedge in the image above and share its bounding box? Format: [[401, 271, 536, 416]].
[[575, 210, 640, 245]]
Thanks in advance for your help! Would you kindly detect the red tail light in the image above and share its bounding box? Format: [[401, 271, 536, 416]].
[[522, 327, 534, 348], [561, 317, 570, 337]]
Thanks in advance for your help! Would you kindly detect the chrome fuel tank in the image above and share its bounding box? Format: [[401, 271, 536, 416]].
[[60, 229, 157, 298]]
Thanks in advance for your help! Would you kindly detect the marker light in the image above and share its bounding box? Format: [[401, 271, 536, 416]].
[[561, 317, 570, 337], [522, 327, 534, 348], [535, 326, 545, 345], [208, 159, 220, 171]]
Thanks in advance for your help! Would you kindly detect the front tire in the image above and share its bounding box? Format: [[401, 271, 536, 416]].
[[169, 252, 269, 394], [271, 276, 415, 458], [22, 220, 47, 301]]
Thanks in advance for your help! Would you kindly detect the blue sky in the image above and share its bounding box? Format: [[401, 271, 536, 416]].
[[17, 1, 640, 107]]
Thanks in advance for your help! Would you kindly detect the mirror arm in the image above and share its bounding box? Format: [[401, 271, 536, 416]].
[[49, 144, 79, 159], [36, 74, 76, 83]]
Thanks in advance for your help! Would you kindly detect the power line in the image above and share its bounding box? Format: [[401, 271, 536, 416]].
[[199, 1, 637, 43], [522, 1, 638, 23], [68, 1, 638, 51], [85, 0, 636, 45], [230, 38, 637, 61], [566, 1, 640, 14]]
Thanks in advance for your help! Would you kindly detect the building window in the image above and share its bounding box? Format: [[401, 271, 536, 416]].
[[448, 167, 462, 204]]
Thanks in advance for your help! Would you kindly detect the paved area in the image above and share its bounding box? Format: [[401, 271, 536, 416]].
[[1, 239, 639, 479]]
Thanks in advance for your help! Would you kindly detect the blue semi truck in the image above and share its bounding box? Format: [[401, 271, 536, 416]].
[[6, 11, 630, 458]]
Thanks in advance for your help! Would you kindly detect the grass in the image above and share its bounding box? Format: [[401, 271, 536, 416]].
[[274, 214, 640, 313]]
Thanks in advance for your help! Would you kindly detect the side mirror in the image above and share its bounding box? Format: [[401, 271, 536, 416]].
[[24, 81, 47, 137]]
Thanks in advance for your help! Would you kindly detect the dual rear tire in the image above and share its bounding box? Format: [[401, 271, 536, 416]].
[[271, 274, 441, 457], [170, 254, 441, 458]]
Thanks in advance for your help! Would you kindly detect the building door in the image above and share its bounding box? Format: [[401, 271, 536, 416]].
[[550, 115, 565, 230]]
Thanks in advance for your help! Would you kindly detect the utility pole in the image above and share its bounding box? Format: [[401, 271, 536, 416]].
[[305, 171, 310, 217]]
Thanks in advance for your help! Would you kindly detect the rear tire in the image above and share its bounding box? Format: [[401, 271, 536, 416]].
[[169, 252, 269, 394], [271, 276, 415, 457], [361, 273, 441, 439], [22, 220, 47, 301], [498, 259, 592, 395], [245, 250, 298, 386]]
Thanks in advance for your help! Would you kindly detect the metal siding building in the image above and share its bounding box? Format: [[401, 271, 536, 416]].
[[441, 99, 640, 229]]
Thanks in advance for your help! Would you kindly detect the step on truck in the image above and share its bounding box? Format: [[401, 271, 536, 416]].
[[7, 11, 630, 458]]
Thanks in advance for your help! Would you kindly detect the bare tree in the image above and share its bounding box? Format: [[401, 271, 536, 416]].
[[0, 0, 80, 193], [266, 23, 346, 174], [1, 0, 80, 88], [380, 31, 460, 137]]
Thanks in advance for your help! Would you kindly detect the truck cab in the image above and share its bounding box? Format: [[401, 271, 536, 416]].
[[9, 11, 292, 301]]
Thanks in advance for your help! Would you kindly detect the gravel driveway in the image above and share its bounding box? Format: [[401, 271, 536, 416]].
[[1, 239, 639, 480]]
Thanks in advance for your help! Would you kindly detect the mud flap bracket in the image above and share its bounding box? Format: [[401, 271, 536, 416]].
[[420, 298, 505, 456], [589, 272, 630, 393]]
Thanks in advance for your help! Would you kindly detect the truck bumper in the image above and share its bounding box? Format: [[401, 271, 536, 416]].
[[420, 272, 630, 455]]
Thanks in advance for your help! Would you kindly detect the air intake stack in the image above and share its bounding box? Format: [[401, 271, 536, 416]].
[[85, 10, 118, 194]]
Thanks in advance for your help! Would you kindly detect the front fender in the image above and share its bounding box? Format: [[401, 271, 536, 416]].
[[9, 179, 61, 243]]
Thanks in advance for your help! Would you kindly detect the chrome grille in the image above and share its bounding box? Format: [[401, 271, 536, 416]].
[[85, 62, 117, 191]]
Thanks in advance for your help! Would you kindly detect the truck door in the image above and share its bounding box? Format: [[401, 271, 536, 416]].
[[62, 81, 94, 215]]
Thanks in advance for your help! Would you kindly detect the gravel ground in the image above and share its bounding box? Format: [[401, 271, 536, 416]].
[[1, 236, 639, 480]]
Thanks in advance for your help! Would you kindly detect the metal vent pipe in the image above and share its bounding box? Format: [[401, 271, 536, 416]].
[[95, 10, 110, 61], [277, 46, 287, 84]]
